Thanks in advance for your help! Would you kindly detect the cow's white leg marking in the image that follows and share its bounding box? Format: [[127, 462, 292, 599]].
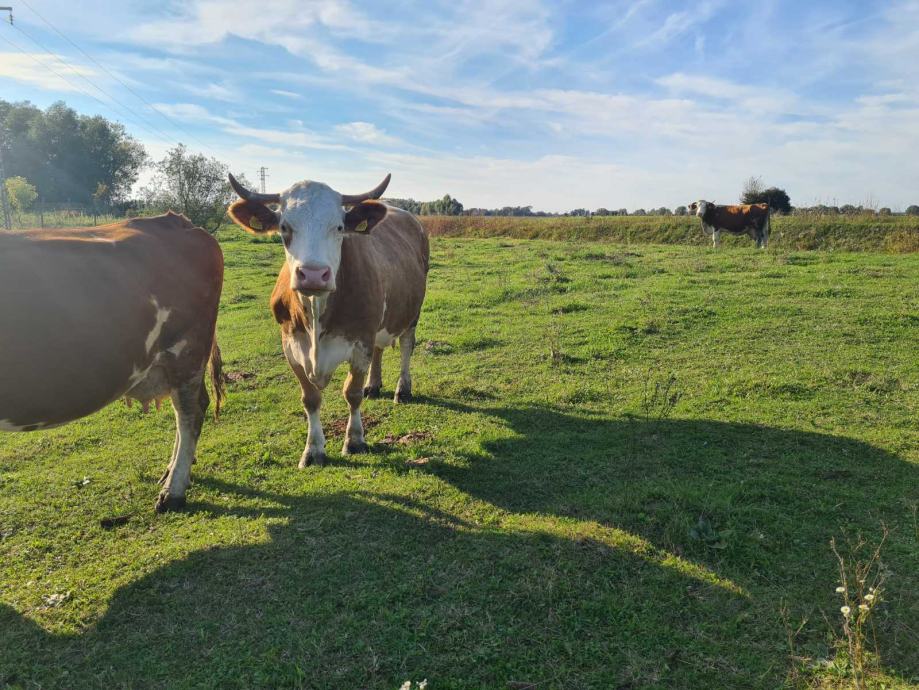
[[145, 297, 171, 354], [394, 328, 416, 403], [342, 349, 371, 454], [712, 228, 721, 248], [157, 373, 206, 512], [302, 407, 326, 466]]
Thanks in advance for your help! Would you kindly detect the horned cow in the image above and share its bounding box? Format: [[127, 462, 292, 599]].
[[689, 200, 771, 248], [227, 173, 429, 467], [0, 213, 224, 512]]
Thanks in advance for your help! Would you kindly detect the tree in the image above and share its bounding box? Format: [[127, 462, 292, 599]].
[[0, 99, 146, 205], [878, 207, 892, 216], [906, 205, 919, 216], [674, 205, 688, 216], [632, 208, 646, 216], [742, 181, 792, 214], [741, 176, 764, 202], [142, 144, 243, 233], [4, 176, 37, 218]]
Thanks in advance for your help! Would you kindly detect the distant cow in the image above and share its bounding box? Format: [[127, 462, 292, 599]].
[[0, 213, 225, 512], [227, 173, 428, 467], [689, 201, 771, 248]]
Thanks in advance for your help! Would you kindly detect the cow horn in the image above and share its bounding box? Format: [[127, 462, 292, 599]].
[[340, 174, 391, 206], [228, 173, 281, 204]]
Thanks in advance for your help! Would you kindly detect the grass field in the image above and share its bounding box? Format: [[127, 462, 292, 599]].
[[421, 213, 919, 253], [1, 230, 917, 688]]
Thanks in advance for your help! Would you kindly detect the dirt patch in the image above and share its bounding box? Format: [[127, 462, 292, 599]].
[[382, 430, 434, 445], [325, 413, 383, 437]]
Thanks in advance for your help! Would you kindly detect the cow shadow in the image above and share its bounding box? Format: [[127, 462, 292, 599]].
[[2, 406, 917, 688], [411, 397, 919, 681]]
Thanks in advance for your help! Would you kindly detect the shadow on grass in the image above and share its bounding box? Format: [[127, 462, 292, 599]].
[[2, 404, 917, 688]]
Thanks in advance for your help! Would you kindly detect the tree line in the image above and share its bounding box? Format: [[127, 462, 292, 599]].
[[0, 99, 248, 232]]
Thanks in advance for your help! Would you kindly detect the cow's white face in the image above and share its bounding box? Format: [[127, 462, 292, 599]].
[[227, 174, 390, 295], [690, 200, 709, 217], [277, 182, 347, 295]]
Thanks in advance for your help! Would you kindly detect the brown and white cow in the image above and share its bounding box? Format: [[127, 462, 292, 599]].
[[227, 173, 429, 467], [0, 212, 225, 512], [689, 200, 771, 248]]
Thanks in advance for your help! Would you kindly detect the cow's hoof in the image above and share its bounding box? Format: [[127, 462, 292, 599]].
[[299, 449, 327, 468], [363, 385, 382, 399], [394, 390, 413, 404], [155, 491, 186, 513], [343, 440, 370, 455]]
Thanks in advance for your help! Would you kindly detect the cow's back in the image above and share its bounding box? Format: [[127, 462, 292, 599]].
[[0, 213, 223, 429], [315, 206, 428, 341]]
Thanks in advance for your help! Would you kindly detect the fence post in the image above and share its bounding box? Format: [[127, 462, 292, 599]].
[[39, 199, 44, 228], [0, 140, 12, 231]]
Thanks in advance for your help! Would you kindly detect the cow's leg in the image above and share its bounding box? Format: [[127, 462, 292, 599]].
[[712, 229, 721, 248], [156, 372, 208, 513], [342, 362, 370, 455], [394, 328, 416, 404], [363, 346, 384, 398], [297, 374, 326, 468], [159, 384, 207, 486]]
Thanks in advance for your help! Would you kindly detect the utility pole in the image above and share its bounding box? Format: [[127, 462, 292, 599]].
[[0, 136, 12, 231], [258, 166, 268, 194]]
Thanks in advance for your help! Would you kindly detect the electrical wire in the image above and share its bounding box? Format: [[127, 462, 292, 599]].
[[9, 21, 181, 145], [16, 0, 224, 158]]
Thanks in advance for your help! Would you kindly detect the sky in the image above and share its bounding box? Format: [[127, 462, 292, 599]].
[[1, 0, 918, 212]]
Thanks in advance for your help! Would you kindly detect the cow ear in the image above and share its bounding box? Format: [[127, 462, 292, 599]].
[[344, 201, 387, 234], [228, 199, 279, 234]]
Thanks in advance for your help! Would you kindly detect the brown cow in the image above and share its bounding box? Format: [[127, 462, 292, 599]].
[[227, 173, 429, 467], [688, 200, 771, 248], [0, 212, 224, 512]]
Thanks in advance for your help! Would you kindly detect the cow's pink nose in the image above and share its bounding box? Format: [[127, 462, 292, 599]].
[[294, 264, 333, 292]]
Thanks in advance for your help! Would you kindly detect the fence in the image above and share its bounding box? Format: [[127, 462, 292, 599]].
[[5, 202, 149, 230]]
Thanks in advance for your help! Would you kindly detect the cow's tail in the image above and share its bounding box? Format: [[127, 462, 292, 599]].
[[208, 337, 226, 420]]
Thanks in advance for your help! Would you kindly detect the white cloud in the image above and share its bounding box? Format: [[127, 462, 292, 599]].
[[0, 52, 97, 92], [333, 122, 399, 146], [271, 89, 303, 100], [154, 102, 349, 151]]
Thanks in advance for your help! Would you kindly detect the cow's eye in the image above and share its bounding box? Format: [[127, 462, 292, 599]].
[[337, 224, 344, 232], [280, 223, 292, 244]]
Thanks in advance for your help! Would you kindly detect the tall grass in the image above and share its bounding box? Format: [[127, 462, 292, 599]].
[[421, 214, 919, 253]]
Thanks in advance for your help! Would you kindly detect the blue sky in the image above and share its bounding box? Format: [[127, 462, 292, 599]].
[[1, 0, 918, 211]]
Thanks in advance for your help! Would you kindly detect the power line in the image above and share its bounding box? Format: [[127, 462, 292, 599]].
[[16, 0, 224, 158], [8, 22, 181, 147], [0, 30, 177, 148]]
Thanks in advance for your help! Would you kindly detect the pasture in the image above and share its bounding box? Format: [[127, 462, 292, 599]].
[[1, 230, 917, 689]]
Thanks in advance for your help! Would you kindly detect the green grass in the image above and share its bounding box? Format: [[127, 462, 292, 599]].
[[1, 230, 918, 689], [422, 214, 919, 253]]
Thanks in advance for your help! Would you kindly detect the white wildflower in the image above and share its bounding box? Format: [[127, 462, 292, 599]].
[[835, 586, 845, 593], [399, 683, 412, 690], [840, 606, 851, 617], [859, 604, 869, 612], [864, 593, 875, 601]]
